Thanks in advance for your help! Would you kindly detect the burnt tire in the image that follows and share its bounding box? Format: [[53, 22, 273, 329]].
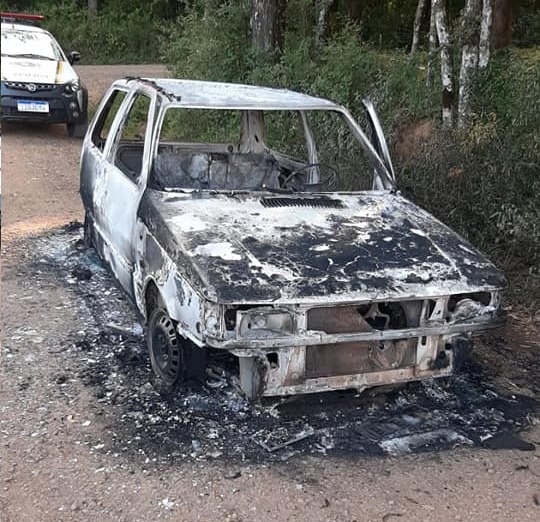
[[147, 308, 185, 395]]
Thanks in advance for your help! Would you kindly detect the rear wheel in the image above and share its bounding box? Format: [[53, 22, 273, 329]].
[[147, 308, 185, 395]]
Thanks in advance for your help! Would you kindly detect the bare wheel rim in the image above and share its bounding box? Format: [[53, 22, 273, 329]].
[[149, 310, 182, 385]]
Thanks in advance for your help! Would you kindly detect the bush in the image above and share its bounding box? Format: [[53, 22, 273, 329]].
[[163, 1, 250, 82], [399, 50, 540, 305], [9, 0, 166, 64]]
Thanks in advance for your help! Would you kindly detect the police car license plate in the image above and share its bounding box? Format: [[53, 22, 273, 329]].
[[17, 100, 49, 113]]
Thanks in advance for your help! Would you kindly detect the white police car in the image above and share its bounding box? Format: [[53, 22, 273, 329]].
[[1, 12, 88, 137]]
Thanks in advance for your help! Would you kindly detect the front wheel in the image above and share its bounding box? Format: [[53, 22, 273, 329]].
[[147, 308, 185, 395]]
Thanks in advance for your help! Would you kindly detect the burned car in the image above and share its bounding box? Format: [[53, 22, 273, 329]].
[[80, 78, 504, 399]]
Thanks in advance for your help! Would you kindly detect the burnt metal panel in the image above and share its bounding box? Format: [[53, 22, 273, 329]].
[[305, 339, 416, 378], [138, 189, 505, 305]]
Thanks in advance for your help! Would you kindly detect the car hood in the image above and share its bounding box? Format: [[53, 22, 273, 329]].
[[1, 56, 77, 84], [139, 190, 504, 304]]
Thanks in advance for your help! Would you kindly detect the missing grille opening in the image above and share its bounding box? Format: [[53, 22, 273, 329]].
[[448, 292, 492, 312]]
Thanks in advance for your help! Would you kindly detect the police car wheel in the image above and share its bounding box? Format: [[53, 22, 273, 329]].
[[67, 121, 88, 138]]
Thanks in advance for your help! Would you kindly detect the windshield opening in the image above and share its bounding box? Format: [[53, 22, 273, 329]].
[[149, 106, 387, 193], [1, 29, 62, 61]]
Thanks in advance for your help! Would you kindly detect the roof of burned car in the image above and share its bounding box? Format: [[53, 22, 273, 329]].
[[123, 78, 342, 110]]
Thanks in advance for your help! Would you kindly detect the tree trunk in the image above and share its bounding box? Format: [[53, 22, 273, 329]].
[[250, 0, 280, 61], [316, 0, 336, 48], [433, 0, 454, 127], [167, 0, 177, 19], [426, 0, 437, 87], [458, 0, 481, 128], [88, 0, 98, 19], [410, 0, 427, 57], [492, 0, 512, 49], [347, 0, 362, 23], [478, 0, 494, 68]]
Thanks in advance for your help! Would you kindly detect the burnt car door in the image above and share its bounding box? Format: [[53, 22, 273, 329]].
[[83, 86, 156, 295]]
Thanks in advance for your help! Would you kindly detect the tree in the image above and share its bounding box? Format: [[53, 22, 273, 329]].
[[88, 0, 98, 19], [250, 0, 280, 61], [426, 0, 437, 87], [410, 0, 427, 57], [492, 0, 512, 49], [316, 0, 337, 48], [346, 0, 362, 23], [457, 0, 481, 128], [478, 0, 494, 68], [433, 0, 454, 127], [457, 0, 495, 127]]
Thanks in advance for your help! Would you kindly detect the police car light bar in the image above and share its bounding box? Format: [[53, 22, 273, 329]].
[[1, 12, 45, 22]]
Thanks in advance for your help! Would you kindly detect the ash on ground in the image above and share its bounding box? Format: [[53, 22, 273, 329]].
[[9, 226, 539, 465]]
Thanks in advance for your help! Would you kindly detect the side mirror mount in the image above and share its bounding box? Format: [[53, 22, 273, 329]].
[[68, 51, 81, 65]]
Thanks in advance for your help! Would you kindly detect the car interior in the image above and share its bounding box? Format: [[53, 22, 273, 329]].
[[109, 106, 366, 192]]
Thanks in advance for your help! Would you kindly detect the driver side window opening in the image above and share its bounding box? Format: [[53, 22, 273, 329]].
[[109, 92, 152, 183], [263, 110, 309, 164], [91, 88, 128, 152]]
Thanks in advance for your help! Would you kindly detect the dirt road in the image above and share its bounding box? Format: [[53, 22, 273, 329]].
[[1, 64, 166, 238], [1, 65, 539, 522]]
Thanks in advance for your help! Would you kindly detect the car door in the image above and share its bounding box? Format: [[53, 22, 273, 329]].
[[93, 87, 156, 296], [81, 85, 129, 225]]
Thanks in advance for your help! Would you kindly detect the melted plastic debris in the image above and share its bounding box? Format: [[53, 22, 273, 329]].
[[378, 429, 473, 456], [13, 226, 538, 465]]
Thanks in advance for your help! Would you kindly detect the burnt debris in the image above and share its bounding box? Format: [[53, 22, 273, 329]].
[[7, 227, 537, 465]]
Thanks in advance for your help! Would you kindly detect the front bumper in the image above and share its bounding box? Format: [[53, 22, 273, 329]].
[[1, 82, 87, 124], [206, 316, 504, 351], [206, 314, 503, 398]]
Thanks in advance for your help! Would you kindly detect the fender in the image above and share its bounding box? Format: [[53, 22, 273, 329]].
[[134, 222, 215, 347]]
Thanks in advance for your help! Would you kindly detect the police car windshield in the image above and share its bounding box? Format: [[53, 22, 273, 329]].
[[1, 29, 62, 61]]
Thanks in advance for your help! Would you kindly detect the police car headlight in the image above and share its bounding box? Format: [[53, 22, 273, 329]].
[[64, 80, 80, 94]]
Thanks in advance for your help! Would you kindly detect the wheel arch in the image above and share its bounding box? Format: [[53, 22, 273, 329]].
[[140, 262, 207, 348], [142, 276, 184, 326], [142, 276, 208, 369], [143, 278, 162, 321]]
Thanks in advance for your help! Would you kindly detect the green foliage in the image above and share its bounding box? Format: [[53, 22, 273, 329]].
[[514, 0, 540, 47], [399, 49, 540, 296], [472, 48, 540, 154], [4, 0, 167, 63], [161, 108, 240, 144], [163, 1, 250, 82]]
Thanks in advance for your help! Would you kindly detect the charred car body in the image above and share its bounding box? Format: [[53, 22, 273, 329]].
[[80, 78, 504, 399]]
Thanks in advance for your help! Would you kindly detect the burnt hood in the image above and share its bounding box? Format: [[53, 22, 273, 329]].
[[138, 190, 505, 304]]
